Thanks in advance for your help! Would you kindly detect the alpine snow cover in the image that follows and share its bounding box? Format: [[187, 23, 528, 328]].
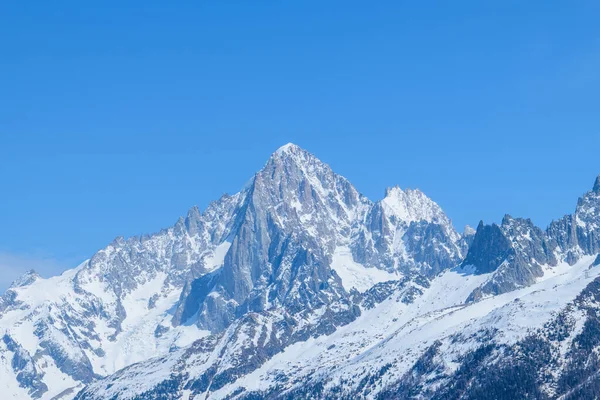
[[2, 143, 600, 399]]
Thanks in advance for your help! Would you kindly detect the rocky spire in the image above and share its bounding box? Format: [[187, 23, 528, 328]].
[[462, 221, 513, 275]]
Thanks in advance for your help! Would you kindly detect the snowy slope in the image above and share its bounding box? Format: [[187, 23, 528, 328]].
[[76, 254, 600, 399], [330, 246, 400, 292], [0, 258, 212, 399], [0, 198, 242, 399], [2, 144, 599, 400], [225, 256, 599, 397]]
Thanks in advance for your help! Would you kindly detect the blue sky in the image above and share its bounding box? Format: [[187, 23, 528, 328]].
[[1, 1, 599, 288]]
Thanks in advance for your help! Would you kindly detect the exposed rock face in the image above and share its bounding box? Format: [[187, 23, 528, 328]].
[[2, 144, 599, 400], [0, 188, 248, 399], [548, 176, 600, 264], [77, 251, 600, 400], [502, 215, 558, 267], [0, 143, 466, 399], [2, 335, 48, 399], [70, 173, 600, 400], [462, 221, 515, 275], [351, 186, 464, 277], [461, 220, 546, 302], [462, 177, 600, 301], [171, 144, 465, 333], [170, 144, 370, 332]]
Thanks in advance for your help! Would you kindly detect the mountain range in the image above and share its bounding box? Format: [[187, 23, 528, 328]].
[[2, 143, 600, 399]]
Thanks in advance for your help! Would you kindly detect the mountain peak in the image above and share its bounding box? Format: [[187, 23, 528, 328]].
[[384, 185, 403, 197], [275, 142, 301, 155], [381, 185, 446, 225], [593, 174, 600, 193], [269, 143, 312, 163], [254, 143, 363, 223], [265, 143, 317, 169], [9, 269, 40, 288], [462, 221, 513, 275]]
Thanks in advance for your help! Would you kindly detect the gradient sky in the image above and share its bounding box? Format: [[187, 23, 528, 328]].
[[1, 1, 599, 288]]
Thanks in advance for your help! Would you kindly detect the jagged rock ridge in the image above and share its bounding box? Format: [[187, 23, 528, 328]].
[[1, 145, 599, 400], [0, 144, 466, 399], [75, 173, 600, 400]]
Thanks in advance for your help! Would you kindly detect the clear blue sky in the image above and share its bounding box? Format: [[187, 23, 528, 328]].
[[1, 1, 599, 287]]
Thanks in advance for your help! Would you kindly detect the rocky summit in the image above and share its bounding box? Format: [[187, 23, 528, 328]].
[[1, 144, 600, 399]]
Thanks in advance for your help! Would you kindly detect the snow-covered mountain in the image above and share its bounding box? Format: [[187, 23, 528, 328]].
[[1, 144, 599, 399]]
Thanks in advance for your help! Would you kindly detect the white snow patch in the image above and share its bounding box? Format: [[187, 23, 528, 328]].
[[331, 246, 399, 292], [203, 241, 231, 272], [275, 143, 297, 154]]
